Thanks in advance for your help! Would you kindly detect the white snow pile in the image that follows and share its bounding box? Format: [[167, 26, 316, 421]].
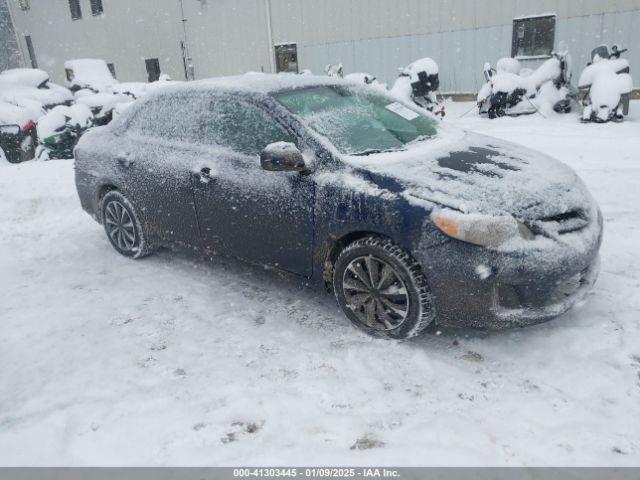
[[489, 57, 561, 95], [343, 73, 382, 87], [578, 58, 631, 88], [0, 83, 73, 110], [478, 56, 570, 116], [74, 92, 131, 111], [496, 57, 522, 75], [65, 59, 117, 91], [525, 57, 562, 91], [389, 57, 440, 105], [0, 68, 73, 117], [589, 73, 633, 109], [36, 104, 92, 141], [578, 57, 633, 120], [0, 94, 43, 123], [0, 68, 49, 88], [0, 100, 33, 127], [110, 75, 178, 99], [489, 72, 526, 94], [402, 57, 439, 79]]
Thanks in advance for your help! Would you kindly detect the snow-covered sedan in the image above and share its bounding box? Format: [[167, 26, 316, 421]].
[[74, 75, 603, 338]]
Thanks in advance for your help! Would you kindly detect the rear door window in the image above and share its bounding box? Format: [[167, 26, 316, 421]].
[[127, 93, 203, 143]]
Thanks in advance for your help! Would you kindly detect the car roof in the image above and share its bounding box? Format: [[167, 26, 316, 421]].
[[149, 73, 351, 99]]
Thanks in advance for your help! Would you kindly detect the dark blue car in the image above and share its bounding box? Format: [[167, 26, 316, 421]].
[[74, 75, 602, 339]]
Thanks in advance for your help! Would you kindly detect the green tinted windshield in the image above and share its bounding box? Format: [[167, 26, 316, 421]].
[[275, 86, 437, 155]]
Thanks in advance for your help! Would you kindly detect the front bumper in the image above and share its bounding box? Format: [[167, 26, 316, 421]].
[[415, 212, 603, 329]]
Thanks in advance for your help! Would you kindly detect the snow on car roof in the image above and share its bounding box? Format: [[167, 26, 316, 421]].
[[147, 72, 350, 98]]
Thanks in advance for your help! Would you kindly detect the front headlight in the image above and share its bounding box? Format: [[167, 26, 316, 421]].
[[431, 209, 534, 248]]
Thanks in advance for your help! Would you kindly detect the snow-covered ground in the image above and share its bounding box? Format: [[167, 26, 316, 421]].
[[1, 102, 639, 466]]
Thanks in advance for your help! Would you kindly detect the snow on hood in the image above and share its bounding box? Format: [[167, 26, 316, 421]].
[[344, 126, 593, 222]]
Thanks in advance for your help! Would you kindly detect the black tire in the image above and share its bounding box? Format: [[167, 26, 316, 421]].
[[333, 236, 435, 339], [100, 191, 152, 259]]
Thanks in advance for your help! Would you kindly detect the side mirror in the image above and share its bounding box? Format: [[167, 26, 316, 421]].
[[260, 142, 306, 172]]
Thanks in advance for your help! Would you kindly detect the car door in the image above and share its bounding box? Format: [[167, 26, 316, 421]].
[[117, 93, 205, 249], [191, 95, 315, 277]]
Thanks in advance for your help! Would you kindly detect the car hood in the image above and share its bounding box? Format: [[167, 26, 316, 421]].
[[347, 130, 595, 221]]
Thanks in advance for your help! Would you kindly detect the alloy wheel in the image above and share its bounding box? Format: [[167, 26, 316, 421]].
[[104, 200, 137, 253], [342, 255, 410, 331]]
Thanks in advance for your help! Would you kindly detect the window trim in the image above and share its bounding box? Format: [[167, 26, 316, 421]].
[[511, 14, 556, 60]]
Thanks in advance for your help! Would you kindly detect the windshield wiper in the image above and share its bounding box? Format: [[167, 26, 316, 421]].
[[352, 147, 405, 157], [406, 134, 433, 146]]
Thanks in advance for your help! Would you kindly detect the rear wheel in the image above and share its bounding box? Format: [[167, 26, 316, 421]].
[[333, 236, 435, 339], [100, 191, 152, 259]]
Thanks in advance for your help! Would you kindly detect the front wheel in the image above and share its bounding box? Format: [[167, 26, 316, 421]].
[[100, 191, 152, 259], [333, 236, 435, 339]]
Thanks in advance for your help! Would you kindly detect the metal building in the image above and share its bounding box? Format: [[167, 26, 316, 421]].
[[0, 0, 21, 71], [5, 0, 640, 92]]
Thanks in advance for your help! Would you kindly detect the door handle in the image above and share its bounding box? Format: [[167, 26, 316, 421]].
[[116, 156, 134, 168]]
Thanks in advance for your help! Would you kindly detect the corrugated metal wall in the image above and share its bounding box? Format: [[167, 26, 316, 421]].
[[269, 0, 640, 91], [0, 0, 21, 71], [6, 0, 640, 91], [181, 0, 272, 79], [8, 0, 188, 84]]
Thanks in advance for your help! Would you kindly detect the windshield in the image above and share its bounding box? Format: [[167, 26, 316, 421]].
[[274, 86, 437, 155]]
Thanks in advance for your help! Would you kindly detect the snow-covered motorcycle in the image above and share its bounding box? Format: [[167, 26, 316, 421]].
[[478, 43, 577, 119], [578, 44, 633, 123], [390, 58, 445, 117], [35, 104, 93, 160]]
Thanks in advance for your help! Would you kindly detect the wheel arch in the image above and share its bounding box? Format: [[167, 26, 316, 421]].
[[322, 229, 400, 288], [96, 184, 119, 222]]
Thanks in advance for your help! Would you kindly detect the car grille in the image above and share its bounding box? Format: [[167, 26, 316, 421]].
[[529, 209, 590, 237]]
